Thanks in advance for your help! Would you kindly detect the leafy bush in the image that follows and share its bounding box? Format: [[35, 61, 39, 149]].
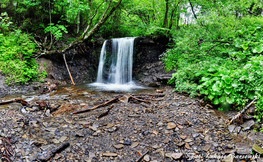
[[163, 16, 263, 120], [0, 13, 47, 85]]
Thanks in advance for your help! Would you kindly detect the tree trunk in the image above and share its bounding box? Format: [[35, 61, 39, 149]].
[[163, 0, 169, 28]]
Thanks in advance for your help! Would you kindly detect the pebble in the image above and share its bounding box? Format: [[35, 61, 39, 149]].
[[171, 153, 183, 160], [167, 122, 176, 129], [143, 154, 150, 161], [113, 144, 124, 149], [102, 152, 118, 157], [131, 142, 139, 148]]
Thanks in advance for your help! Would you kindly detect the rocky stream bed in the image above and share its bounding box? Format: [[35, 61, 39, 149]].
[[1, 84, 263, 162]]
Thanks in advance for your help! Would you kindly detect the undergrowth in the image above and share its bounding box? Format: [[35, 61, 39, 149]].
[[163, 16, 263, 121], [0, 12, 47, 85]]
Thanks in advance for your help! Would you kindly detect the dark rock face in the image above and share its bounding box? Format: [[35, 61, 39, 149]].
[[38, 36, 170, 85], [133, 36, 169, 68], [38, 40, 103, 84]]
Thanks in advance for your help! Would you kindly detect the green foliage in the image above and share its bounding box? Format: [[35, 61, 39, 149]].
[[0, 13, 47, 85], [44, 23, 68, 40], [163, 15, 263, 119]]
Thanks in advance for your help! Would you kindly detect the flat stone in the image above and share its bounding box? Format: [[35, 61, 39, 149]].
[[171, 153, 183, 160], [102, 152, 118, 157], [167, 122, 176, 129], [180, 135, 187, 140], [58, 136, 67, 143], [113, 144, 124, 149], [185, 138, 192, 143], [228, 125, 236, 133], [131, 142, 139, 148], [252, 144, 263, 154], [203, 144, 211, 151], [75, 131, 84, 137], [242, 120, 255, 131], [192, 133, 199, 138], [89, 126, 98, 131], [163, 138, 170, 143], [165, 153, 172, 158]]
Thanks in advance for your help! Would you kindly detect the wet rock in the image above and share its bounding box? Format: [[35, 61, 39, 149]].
[[242, 120, 255, 131], [228, 125, 236, 133], [252, 144, 263, 154]]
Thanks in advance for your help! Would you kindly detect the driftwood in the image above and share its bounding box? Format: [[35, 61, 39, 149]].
[[38, 142, 70, 161], [63, 54, 75, 85], [73, 97, 120, 114], [228, 98, 257, 125], [135, 150, 149, 162], [0, 137, 14, 162], [129, 95, 151, 104], [0, 99, 29, 106], [97, 105, 114, 118]]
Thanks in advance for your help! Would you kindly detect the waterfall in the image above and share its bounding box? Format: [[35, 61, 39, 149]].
[[96, 37, 135, 85], [96, 40, 107, 83]]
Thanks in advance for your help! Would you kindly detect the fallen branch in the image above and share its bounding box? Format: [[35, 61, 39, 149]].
[[0, 99, 29, 106], [38, 142, 70, 161], [135, 150, 149, 162], [228, 98, 257, 125], [129, 95, 151, 104], [97, 105, 114, 119], [63, 54, 75, 85], [73, 97, 120, 114]]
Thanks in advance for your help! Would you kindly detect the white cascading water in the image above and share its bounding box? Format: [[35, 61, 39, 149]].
[[91, 37, 143, 91], [96, 40, 107, 83]]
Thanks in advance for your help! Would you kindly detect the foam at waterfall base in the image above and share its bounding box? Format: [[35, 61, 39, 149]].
[[88, 82, 145, 92]]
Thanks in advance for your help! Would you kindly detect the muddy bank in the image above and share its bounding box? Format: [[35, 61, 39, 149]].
[[0, 86, 262, 162]]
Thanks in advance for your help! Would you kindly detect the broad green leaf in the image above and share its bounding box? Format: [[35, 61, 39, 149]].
[[213, 97, 219, 105], [226, 96, 234, 104], [253, 45, 263, 53], [208, 94, 214, 100], [222, 76, 232, 84]]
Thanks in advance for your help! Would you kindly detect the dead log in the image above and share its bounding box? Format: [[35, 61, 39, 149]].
[[97, 105, 114, 119], [38, 142, 70, 161], [129, 95, 151, 104], [0, 99, 29, 106], [228, 98, 257, 125], [73, 97, 120, 114]]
